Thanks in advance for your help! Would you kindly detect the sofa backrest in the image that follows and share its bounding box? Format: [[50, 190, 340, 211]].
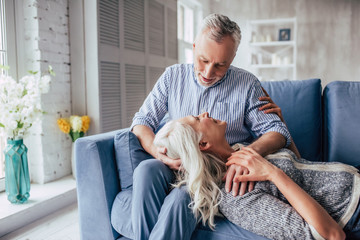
[[261, 79, 322, 162], [323, 81, 360, 166]]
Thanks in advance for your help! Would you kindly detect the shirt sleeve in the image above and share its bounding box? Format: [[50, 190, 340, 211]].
[[130, 68, 169, 132], [244, 80, 292, 146], [219, 188, 317, 240]]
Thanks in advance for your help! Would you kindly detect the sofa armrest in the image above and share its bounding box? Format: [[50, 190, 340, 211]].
[[75, 130, 121, 240]]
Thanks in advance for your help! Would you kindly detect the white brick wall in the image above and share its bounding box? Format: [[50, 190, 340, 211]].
[[22, 0, 72, 184]]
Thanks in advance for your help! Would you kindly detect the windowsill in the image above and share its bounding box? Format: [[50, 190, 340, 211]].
[[0, 175, 77, 237]]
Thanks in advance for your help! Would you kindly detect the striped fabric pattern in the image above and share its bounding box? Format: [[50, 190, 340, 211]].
[[131, 63, 291, 145]]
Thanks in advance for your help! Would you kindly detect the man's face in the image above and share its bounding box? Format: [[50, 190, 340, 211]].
[[193, 30, 236, 87]]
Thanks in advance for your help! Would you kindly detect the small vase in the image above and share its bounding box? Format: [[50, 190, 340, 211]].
[[4, 139, 31, 204], [71, 143, 76, 179]]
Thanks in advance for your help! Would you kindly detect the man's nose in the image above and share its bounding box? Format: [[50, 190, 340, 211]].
[[204, 64, 215, 78]]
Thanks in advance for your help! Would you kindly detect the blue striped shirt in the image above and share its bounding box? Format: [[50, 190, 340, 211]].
[[131, 63, 291, 146]]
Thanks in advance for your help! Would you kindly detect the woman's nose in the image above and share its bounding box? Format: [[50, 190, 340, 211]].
[[200, 112, 209, 118]]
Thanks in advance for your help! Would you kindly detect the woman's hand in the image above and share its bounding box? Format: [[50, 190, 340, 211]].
[[228, 149, 345, 240], [226, 147, 279, 183], [259, 88, 284, 122]]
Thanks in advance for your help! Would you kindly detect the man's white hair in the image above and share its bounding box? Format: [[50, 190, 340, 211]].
[[154, 120, 226, 229], [197, 13, 242, 51]]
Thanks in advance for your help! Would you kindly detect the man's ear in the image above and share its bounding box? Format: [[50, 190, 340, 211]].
[[199, 140, 211, 151]]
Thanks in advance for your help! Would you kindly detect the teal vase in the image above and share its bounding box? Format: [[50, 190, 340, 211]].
[[4, 139, 31, 204]]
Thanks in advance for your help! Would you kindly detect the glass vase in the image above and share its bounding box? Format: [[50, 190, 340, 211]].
[[4, 139, 31, 204]]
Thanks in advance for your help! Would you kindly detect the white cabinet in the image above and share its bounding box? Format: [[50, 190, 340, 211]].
[[247, 18, 297, 81]]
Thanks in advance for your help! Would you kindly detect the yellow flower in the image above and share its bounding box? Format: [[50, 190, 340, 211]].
[[81, 115, 90, 133], [57, 118, 71, 134]]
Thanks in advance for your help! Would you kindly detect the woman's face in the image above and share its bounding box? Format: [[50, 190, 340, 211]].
[[179, 112, 227, 144]]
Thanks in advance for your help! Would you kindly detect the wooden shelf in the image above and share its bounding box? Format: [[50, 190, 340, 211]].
[[250, 41, 296, 47], [247, 17, 297, 81], [251, 64, 295, 69]]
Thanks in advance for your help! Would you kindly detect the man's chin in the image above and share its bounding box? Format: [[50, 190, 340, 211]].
[[197, 75, 218, 87]]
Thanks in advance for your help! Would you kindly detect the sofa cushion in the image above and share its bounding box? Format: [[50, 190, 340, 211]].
[[111, 190, 134, 239], [114, 129, 153, 189], [323, 81, 360, 166], [261, 79, 322, 161]]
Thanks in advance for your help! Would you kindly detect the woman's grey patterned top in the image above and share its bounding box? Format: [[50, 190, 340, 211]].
[[219, 145, 360, 240]]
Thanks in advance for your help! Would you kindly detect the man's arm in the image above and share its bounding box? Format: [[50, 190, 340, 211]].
[[132, 125, 182, 170], [247, 131, 286, 157], [258, 92, 301, 159]]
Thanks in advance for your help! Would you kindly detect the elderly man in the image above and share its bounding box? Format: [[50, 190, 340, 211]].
[[130, 13, 291, 240]]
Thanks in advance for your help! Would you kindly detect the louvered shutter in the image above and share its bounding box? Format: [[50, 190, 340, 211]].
[[125, 64, 146, 126], [98, 0, 121, 132], [124, 0, 145, 52], [149, 0, 165, 56], [92, 0, 178, 132], [100, 61, 121, 132], [99, 0, 119, 47], [149, 66, 165, 93], [167, 8, 178, 59]]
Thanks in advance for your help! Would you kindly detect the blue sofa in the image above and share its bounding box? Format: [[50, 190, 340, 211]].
[[75, 79, 360, 240]]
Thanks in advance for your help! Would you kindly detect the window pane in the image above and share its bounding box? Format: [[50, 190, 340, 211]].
[[0, 0, 6, 181], [177, 5, 184, 40], [183, 7, 193, 43]]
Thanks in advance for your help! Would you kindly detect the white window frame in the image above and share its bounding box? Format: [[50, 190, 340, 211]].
[[0, 0, 18, 192], [177, 0, 202, 64]]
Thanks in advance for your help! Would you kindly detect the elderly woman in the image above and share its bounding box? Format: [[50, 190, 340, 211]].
[[153, 111, 360, 240]]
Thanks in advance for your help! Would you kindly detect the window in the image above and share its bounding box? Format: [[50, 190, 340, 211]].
[[0, 0, 17, 192], [177, 0, 202, 64]]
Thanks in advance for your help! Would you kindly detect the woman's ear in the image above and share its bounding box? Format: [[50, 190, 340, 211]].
[[199, 140, 211, 151]]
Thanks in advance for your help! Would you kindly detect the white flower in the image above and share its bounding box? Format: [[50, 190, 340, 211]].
[[70, 116, 82, 132], [0, 71, 52, 140]]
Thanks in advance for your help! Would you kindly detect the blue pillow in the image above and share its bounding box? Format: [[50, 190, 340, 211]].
[[114, 129, 153, 190], [323, 81, 360, 166], [261, 79, 322, 162]]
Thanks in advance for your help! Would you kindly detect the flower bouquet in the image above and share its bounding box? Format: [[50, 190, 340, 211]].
[[0, 65, 54, 204], [57, 115, 90, 142], [57, 115, 90, 179], [0, 66, 54, 140]]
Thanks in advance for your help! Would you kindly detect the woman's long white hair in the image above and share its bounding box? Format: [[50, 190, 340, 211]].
[[154, 120, 226, 229]]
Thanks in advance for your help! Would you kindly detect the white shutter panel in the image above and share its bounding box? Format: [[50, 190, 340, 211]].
[[167, 8, 178, 60], [149, 66, 164, 93], [100, 61, 121, 132], [125, 64, 146, 126], [98, 0, 121, 132], [88, 0, 177, 132], [149, 0, 165, 56], [99, 0, 119, 47], [124, 0, 145, 52]]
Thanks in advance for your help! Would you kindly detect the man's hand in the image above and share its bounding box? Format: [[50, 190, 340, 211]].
[[156, 146, 182, 170], [133, 125, 181, 170], [223, 162, 255, 196]]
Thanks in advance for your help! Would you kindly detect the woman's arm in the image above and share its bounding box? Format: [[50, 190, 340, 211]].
[[227, 147, 345, 240], [259, 88, 301, 159]]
